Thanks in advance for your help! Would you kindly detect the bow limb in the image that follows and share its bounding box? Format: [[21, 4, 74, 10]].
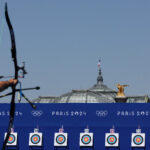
[[2, 3, 18, 150]]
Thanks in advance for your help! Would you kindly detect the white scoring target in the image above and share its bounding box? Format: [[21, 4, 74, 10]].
[[105, 133, 119, 147], [29, 133, 43, 146], [31, 134, 41, 144], [4, 132, 18, 146], [54, 133, 68, 147], [80, 133, 93, 147], [131, 133, 145, 147]]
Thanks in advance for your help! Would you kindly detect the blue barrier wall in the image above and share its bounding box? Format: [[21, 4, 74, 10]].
[[0, 103, 150, 150]]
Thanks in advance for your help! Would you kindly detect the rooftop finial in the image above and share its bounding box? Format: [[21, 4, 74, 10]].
[[98, 59, 101, 71], [97, 59, 103, 84]]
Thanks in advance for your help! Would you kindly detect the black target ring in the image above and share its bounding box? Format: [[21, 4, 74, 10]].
[[81, 134, 91, 144], [133, 135, 143, 145], [56, 134, 66, 144], [8, 134, 15, 144], [107, 135, 117, 145], [31, 134, 41, 144]]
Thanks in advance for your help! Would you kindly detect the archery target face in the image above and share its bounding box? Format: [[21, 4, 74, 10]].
[[4, 132, 18, 146], [131, 133, 145, 147], [105, 133, 119, 147], [54, 133, 68, 147], [29, 133, 43, 146], [80, 133, 93, 147]]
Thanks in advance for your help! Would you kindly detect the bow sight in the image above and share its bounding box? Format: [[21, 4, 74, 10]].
[[0, 62, 27, 79]]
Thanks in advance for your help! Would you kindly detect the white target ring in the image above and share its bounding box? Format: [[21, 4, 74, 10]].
[[80, 133, 93, 147], [105, 133, 119, 147], [4, 132, 18, 146], [29, 132, 43, 146]]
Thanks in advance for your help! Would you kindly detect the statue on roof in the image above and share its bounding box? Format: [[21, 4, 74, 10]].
[[116, 84, 128, 97]]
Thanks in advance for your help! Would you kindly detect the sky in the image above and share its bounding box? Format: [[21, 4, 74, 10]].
[[0, 0, 150, 102]]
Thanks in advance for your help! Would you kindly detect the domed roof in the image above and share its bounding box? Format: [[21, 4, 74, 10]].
[[33, 62, 149, 103], [56, 68, 117, 103], [58, 90, 116, 103], [89, 69, 116, 93]]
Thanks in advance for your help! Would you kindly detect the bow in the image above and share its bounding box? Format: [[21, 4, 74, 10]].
[[2, 3, 37, 149], [2, 3, 18, 149]]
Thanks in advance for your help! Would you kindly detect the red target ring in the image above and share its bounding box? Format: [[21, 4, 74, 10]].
[[8, 134, 15, 144], [31, 134, 40, 144], [56, 134, 66, 144], [133, 135, 143, 145], [107, 135, 117, 145], [81, 135, 91, 144]]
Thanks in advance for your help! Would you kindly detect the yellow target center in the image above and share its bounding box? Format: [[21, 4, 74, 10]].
[[137, 138, 140, 142], [9, 137, 13, 141], [111, 138, 113, 141]]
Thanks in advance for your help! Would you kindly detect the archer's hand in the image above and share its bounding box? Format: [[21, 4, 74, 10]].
[[0, 79, 18, 92], [8, 79, 18, 86]]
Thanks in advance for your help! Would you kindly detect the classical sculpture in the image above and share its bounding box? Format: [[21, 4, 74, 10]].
[[116, 84, 128, 97]]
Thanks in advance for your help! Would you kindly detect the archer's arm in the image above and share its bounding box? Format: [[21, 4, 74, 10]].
[[123, 85, 129, 87], [0, 79, 17, 92]]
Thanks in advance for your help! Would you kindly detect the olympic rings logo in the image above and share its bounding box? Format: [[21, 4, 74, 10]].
[[31, 110, 43, 117], [96, 110, 108, 117]]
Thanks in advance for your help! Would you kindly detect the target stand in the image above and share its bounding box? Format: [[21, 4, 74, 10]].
[[4, 132, 19, 150], [131, 133, 146, 150], [29, 129, 43, 150], [54, 133, 69, 150], [105, 133, 120, 150]]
